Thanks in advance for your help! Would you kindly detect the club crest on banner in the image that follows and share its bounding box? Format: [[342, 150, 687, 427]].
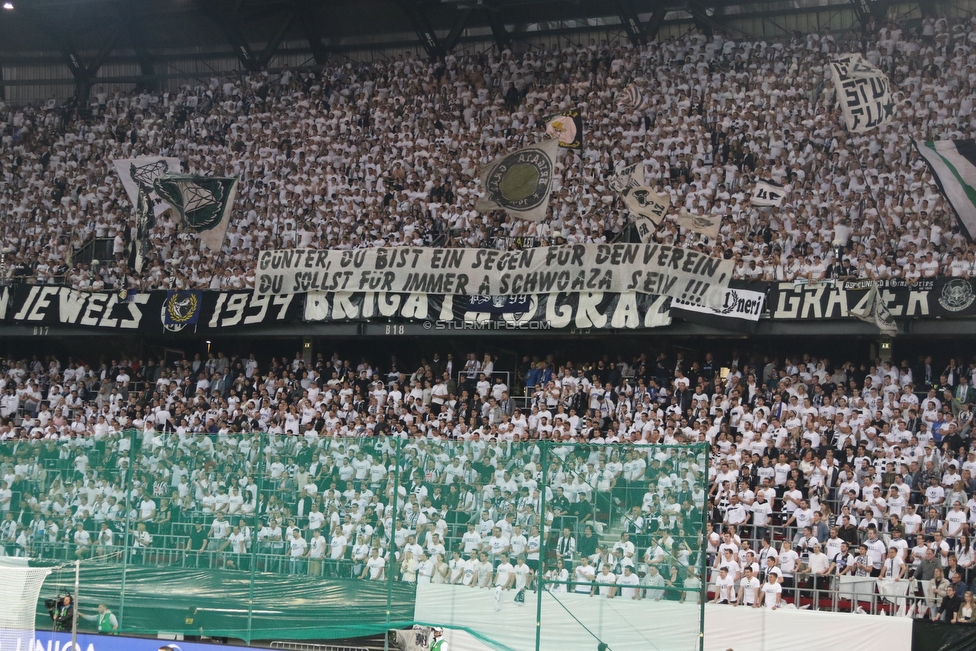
[[938, 279, 975, 312], [162, 291, 202, 332]]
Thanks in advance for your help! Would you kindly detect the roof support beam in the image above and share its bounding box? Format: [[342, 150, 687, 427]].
[[849, 0, 888, 28], [193, 0, 260, 71], [395, 0, 444, 60], [18, 4, 121, 104], [255, 10, 297, 69], [687, 0, 727, 39], [296, 0, 329, 65], [617, 0, 648, 46], [194, 0, 296, 72], [119, 1, 157, 90], [485, 5, 511, 53], [443, 7, 474, 53], [644, 0, 669, 40]]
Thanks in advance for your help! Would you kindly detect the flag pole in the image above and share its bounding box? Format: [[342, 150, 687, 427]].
[[71, 559, 80, 650]]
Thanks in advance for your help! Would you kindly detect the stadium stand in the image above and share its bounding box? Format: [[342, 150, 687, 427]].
[[0, 14, 974, 291], [0, 345, 974, 619], [4, 8, 976, 649]]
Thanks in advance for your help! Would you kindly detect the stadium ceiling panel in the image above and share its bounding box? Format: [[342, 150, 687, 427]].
[[0, 0, 881, 63]]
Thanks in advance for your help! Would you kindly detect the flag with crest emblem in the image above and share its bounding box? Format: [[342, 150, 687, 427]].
[[154, 174, 239, 251]]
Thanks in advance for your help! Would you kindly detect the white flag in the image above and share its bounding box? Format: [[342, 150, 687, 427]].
[[829, 53, 894, 132], [633, 218, 657, 243], [751, 179, 786, 207], [610, 162, 646, 193], [849, 282, 897, 336], [677, 209, 721, 240], [112, 157, 182, 216], [622, 187, 669, 225], [475, 139, 560, 223]]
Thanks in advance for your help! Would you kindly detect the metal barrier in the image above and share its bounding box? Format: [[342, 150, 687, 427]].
[[707, 571, 954, 618], [270, 642, 371, 651]]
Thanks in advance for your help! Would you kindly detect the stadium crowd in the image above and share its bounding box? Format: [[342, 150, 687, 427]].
[[1, 15, 975, 290], [0, 345, 976, 618]]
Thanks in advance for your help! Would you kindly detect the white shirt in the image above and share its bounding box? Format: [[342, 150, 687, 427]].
[[366, 555, 386, 579], [495, 561, 515, 587], [739, 576, 760, 604], [309, 535, 327, 558], [290, 537, 308, 557], [618, 572, 641, 599], [762, 581, 782, 607]]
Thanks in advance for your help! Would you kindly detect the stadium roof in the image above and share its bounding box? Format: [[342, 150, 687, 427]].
[[0, 0, 890, 99], [0, 0, 876, 57]]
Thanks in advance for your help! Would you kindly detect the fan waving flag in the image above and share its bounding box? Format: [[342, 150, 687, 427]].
[[133, 189, 154, 273], [610, 162, 646, 193], [633, 218, 657, 243], [153, 174, 239, 251], [113, 156, 182, 216], [915, 139, 976, 241], [617, 83, 647, 112], [829, 53, 894, 132], [677, 209, 721, 240], [622, 187, 670, 226], [475, 139, 560, 223], [544, 108, 583, 149], [849, 281, 897, 336], [751, 179, 785, 207]]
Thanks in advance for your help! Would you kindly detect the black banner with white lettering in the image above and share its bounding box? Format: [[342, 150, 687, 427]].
[[0, 286, 303, 333], [7, 277, 976, 334], [304, 291, 673, 330], [767, 278, 976, 320]]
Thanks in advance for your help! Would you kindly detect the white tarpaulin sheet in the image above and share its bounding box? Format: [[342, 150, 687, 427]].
[[415, 583, 701, 651], [704, 603, 911, 651], [415, 583, 912, 651]]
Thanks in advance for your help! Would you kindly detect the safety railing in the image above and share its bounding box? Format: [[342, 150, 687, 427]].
[[707, 571, 957, 618]]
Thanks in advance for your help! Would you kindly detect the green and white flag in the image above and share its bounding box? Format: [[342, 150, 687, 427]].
[[476, 139, 559, 223], [849, 281, 897, 336], [915, 139, 976, 241], [112, 156, 181, 216], [153, 174, 239, 251]]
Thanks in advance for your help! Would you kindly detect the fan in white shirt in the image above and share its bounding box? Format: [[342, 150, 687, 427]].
[[736, 567, 761, 606]]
